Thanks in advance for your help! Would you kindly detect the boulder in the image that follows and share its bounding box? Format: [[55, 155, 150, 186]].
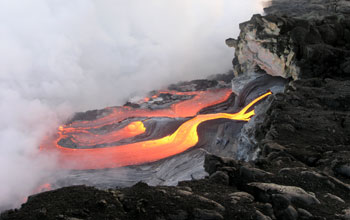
[[247, 182, 320, 206]]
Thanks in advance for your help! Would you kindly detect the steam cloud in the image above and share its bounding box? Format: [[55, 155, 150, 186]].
[[0, 0, 262, 209]]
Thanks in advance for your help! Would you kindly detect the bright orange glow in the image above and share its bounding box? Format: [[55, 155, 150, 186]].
[[40, 90, 271, 170], [35, 183, 52, 193], [64, 120, 146, 147], [63, 89, 232, 130], [143, 97, 150, 102], [23, 183, 52, 203]]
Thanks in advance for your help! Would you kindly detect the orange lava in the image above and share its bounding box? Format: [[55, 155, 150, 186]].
[[64, 89, 232, 130], [41, 89, 271, 170], [65, 121, 145, 147]]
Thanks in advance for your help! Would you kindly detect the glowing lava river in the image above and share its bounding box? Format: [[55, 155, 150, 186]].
[[40, 89, 272, 170]]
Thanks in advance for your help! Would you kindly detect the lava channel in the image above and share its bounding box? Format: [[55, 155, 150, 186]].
[[40, 90, 271, 170]]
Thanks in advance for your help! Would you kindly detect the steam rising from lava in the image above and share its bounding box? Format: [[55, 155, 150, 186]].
[[0, 0, 262, 209]]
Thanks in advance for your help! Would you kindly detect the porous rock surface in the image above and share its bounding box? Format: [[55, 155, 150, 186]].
[[227, 8, 350, 79], [264, 0, 350, 19]]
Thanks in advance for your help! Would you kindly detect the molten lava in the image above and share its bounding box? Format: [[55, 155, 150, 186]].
[[65, 121, 146, 147], [65, 89, 232, 130], [41, 89, 271, 170]]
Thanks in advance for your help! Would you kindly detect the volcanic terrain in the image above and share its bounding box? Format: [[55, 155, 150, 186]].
[[1, 0, 350, 219]]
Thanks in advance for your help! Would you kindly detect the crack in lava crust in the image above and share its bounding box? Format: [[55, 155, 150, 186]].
[[40, 89, 271, 170]]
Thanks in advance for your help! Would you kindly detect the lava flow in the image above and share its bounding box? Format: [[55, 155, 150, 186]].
[[65, 89, 233, 130], [40, 89, 272, 170]]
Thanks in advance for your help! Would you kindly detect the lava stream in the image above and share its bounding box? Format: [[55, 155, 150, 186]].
[[64, 89, 232, 130], [66, 121, 146, 147], [41, 91, 271, 170], [54, 89, 232, 149]]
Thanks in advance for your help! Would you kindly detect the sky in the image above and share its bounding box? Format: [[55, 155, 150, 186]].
[[0, 0, 263, 209]]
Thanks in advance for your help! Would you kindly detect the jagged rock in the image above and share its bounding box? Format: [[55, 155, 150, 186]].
[[96, 199, 107, 209], [258, 203, 275, 219], [228, 14, 299, 79], [225, 38, 238, 48], [247, 182, 320, 206], [324, 193, 345, 204], [192, 208, 223, 220], [322, 172, 350, 192], [168, 210, 188, 220], [240, 166, 274, 181], [228, 12, 350, 80], [337, 208, 350, 220], [264, 0, 350, 19], [228, 192, 254, 204], [275, 205, 298, 220], [209, 171, 230, 185], [176, 189, 193, 197], [168, 79, 220, 92], [271, 194, 290, 210], [334, 163, 350, 178], [178, 186, 192, 192], [193, 195, 225, 213], [297, 208, 313, 219], [255, 210, 273, 220], [204, 154, 238, 175]]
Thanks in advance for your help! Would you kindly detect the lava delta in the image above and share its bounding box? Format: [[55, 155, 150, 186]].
[[40, 88, 271, 170]]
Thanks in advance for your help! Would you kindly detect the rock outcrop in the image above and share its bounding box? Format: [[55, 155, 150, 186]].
[[264, 0, 350, 19], [227, 13, 350, 80]]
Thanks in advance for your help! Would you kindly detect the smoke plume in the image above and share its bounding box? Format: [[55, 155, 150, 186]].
[[0, 0, 262, 209]]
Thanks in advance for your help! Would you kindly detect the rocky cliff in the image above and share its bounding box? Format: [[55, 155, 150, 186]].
[[226, 12, 350, 80], [1, 1, 350, 220]]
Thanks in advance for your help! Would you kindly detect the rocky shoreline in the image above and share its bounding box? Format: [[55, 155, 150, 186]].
[[2, 1, 350, 219]]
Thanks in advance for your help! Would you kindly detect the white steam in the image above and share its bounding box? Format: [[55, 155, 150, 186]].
[[0, 0, 262, 209]]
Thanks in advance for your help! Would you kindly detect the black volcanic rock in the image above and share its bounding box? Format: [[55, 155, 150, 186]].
[[3, 1, 350, 219], [68, 108, 113, 123], [0, 182, 261, 220], [228, 12, 350, 80], [168, 79, 222, 92], [264, 0, 350, 19]]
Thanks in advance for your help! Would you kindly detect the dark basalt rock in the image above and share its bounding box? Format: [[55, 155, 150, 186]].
[[2, 1, 350, 219], [334, 163, 350, 178], [0, 182, 260, 220], [228, 12, 350, 80], [68, 108, 113, 123], [209, 171, 230, 185], [264, 0, 350, 19], [168, 79, 220, 92]]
